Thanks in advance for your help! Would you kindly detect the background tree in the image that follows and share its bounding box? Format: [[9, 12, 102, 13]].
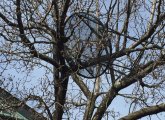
[[0, 0, 165, 120]]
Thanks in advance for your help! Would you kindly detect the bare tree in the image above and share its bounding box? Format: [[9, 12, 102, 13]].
[[0, 0, 165, 120]]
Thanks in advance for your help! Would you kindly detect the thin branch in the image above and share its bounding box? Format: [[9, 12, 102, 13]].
[[25, 95, 53, 120], [0, 12, 18, 27], [130, 13, 165, 49]]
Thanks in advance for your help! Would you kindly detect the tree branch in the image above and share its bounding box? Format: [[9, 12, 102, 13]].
[[119, 103, 165, 120], [131, 13, 165, 49], [0, 12, 18, 27], [71, 74, 91, 99], [15, 0, 60, 68], [92, 55, 165, 120], [122, 0, 132, 49], [78, 46, 162, 70]]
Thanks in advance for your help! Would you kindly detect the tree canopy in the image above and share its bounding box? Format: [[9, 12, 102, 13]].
[[0, 0, 165, 120]]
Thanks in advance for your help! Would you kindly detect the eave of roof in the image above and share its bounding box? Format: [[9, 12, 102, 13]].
[[0, 87, 47, 120]]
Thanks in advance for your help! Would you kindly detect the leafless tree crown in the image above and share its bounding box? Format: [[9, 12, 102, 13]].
[[0, 0, 165, 120]]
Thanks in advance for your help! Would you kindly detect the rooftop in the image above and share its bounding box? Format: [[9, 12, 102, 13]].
[[0, 87, 47, 120]]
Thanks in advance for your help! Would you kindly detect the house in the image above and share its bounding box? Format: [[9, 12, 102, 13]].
[[0, 87, 47, 120]]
